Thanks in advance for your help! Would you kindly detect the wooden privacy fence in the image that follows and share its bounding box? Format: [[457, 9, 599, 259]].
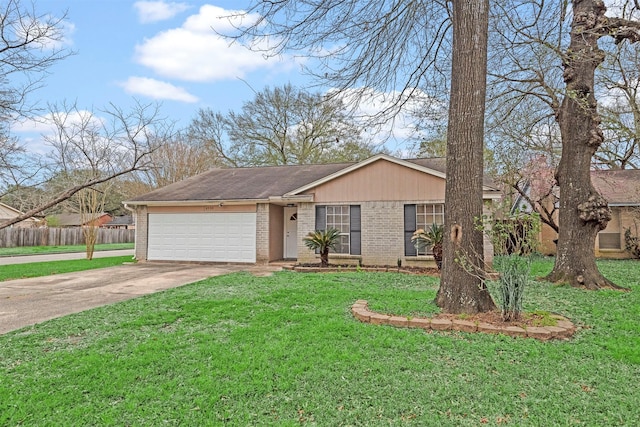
[[0, 228, 135, 248]]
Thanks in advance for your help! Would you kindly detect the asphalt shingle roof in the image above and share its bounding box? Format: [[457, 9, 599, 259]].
[[592, 169, 640, 205], [127, 162, 352, 202], [126, 157, 496, 203], [106, 215, 134, 226]]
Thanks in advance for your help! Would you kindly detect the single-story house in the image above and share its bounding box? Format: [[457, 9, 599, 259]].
[[123, 154, 502, 266], [592, 169, 640, 258], [0, 202, 40, 228], [514, 168, 640, 258], [103, 215, 135, 230], [47, 213, 113, 228]]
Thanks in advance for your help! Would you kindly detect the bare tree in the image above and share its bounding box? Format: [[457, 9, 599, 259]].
[[488, 8, 640, 173], [77, 183, 109, 260], [487, 98, 562, 233], [0, 0, 72, 119], [188, 84, 380, 167], [597, 41, 640, 169], [137, 133, 220, 189], [0, 0, 72, 207], [0, 101, 173, 229], [187, 108, 239, 167], [0, 129, 44, 196], [231, 2, 452, 124], [488, 0, 640, 289], [486, 0, 566, 231], [546, 0, 640, 289]]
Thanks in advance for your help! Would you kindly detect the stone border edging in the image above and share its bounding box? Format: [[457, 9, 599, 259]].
[[351, 300, 576, 341]]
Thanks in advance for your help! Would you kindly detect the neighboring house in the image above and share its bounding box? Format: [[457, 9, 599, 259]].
[[49, 213, 113, 228], [514, 169, 640, 258], [0, 202, 40, 228], [124, 154, 501, 266], [592, 169, 640, 258], [103, 215, 135, 230]]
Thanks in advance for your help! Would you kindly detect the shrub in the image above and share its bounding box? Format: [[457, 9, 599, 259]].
[[303, 228, 341, 267], [490, 212, 541, 256], [411, 223, 444, 270], [494, 255, 530, 321], [624, 227, 640, 259]]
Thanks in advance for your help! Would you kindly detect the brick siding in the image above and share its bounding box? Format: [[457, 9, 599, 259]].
[[256, 203, 270, 263], [295, 200, 495, 268], [296, 202, 316, 264], [133, 206, 148, 261], [360, 201, 405, 265]]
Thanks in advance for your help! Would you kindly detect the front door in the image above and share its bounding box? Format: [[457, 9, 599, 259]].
[[284, 207, 298, 259]]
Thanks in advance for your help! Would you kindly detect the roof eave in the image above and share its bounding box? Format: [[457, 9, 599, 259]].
[[0, 202, 24, 215], [270, 195, 314, 203], [123, 198, 271, 207]]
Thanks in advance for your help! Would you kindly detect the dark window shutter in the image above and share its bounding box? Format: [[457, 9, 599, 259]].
[[350, 205, 361, 255], [315, 205, 326, 230], [314, 205, 326, 254], [404, 204, 417, 256]]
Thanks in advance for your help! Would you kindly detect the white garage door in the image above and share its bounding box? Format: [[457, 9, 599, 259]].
[[147, 213, 256, 263]]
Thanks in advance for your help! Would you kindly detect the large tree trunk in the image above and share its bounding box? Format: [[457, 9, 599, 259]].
[[437, 0, 496, 313], [546, 0, 625, 290]]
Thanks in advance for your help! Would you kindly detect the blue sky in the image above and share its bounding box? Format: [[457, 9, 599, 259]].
[[14, 1, 313, 139], [11, 0, 446, 155], [10, 0, 638, 155]]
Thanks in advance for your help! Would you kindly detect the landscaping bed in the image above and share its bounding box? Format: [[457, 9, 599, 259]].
[[287, 263, 440, 275], [352, 300, 576, 341]]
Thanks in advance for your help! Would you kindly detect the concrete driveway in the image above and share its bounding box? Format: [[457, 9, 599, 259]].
[[0, 262, 283, 335]]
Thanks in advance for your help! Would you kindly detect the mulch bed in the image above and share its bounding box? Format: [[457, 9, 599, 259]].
[[290, 263, 440, 276], [434, 311, 557, 329]]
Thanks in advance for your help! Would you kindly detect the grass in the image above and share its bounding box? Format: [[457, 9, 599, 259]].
[[0, 243, 134, 257], [0, 256, 135, 281], [0, 258, 638, 425]]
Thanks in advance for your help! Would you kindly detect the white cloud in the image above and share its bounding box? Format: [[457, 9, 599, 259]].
[[11, 117, 52, 135], [119, 76, 199, 102], [134, 1, 190, 24], [12, 110, 104, 134], [13, 16, 76, 51], [11, 110, 104, 155], [134, 5, 290, 82]]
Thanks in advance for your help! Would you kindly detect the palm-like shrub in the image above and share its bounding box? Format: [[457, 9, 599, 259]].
[[411, 223, 444, 270], [303, 228, 341, 267]]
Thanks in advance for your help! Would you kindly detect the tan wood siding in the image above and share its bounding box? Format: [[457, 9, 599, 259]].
[[309, 160, 446, 203], [269, 204, 284, 261], [148, 205, 256, 214]]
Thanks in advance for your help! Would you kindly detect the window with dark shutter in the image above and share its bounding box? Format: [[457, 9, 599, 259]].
[[404, 204, 417, 256], [350, 205, 361, 255], [415, 204, 445, 255], [315, 204, 360, 254], [315, 205, 327, 230], [314, 205, 327, 254]]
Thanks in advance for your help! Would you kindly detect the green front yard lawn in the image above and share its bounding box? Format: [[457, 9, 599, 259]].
[[0, 256, 135, 281], [1, 258, 638, 425]]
